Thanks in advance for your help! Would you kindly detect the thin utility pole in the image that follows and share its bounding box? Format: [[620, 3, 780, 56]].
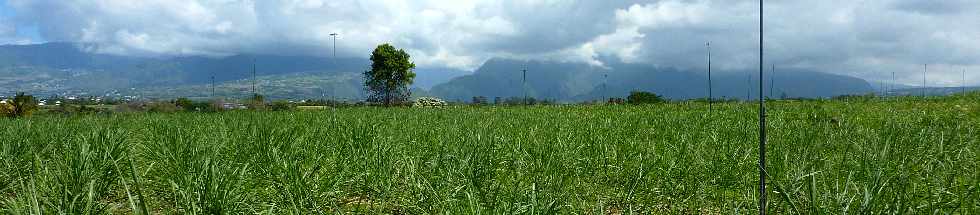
[[769, 64, 775, 98], [922, 64, 927, 97], [603, 73, 608, 103], [746, 73, 752, 101], [329, 33, 339, 101], [330, 33, 338, 60], [252, 58, 257, 98], [891, 72, 895, 97], [211, 75, 215, 98], [523, 64, 528, 106], [707, 42, 713, 112], [757, 0, 767, 213]]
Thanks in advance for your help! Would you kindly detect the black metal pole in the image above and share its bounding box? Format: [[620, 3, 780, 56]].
[[758, 0, 767, 213]]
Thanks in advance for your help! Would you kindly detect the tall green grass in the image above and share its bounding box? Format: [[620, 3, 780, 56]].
[[1, 96, 978, 213]]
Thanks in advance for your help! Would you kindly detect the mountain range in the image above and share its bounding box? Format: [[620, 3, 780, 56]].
[[430, 58, 874, 102], [0, 43, 877, 101]]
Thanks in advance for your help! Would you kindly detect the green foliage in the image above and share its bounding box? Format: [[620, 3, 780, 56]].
[[607, 97, 626, 104], [146, 102, 180, 113], [0, 101, 12, 116], [364, 43, 416, 106], [498, 96, 551, 106], [50, 104, 103, 115], [174, 97, 194, 111], [247, 93, 266, 110], [174, 98, 219, 112], [1, 98, 977, 213], [268, 100, 295, 111], [6, 92, 38, 117], [626, 91, 665, 104], [471, 96, 488, 105]]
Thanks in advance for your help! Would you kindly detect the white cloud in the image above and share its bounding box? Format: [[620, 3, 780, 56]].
[[3, 0, 980, 85]]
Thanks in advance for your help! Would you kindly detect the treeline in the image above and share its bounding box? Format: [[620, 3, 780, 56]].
[[0, 90, 680, 117]]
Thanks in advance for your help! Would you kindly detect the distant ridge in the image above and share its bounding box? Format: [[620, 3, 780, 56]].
[[430, 58, 874, 101]]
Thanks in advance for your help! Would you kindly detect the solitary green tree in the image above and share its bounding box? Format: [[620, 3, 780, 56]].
[[364, 44, 416, 106]]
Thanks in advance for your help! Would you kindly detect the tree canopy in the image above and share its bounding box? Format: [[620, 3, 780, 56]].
[[364, 44, 416, 106], [627, 91, 666, 104]]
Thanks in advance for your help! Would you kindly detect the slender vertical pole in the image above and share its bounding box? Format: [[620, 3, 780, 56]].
[[747, 73, 752, 101], [523, 64, 528, 106], [923, 64, 927, 97], [770, 64, 775, 98], [758, 0, 767, 213], [707, 42, 712, 112], [882, 80, 887, 98], [211, 75, 215, 98], [603, 73, 608, 103], [329, 33, 338, 101], [252, 58, 257, 98], [891, 72, 896, 97], [331, 33, 338, 59]]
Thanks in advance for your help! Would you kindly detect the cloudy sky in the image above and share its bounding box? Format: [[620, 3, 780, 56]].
[[1, 0, 978, 86]]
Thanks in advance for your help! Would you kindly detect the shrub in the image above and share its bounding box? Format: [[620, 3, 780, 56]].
[[269, 100, 295, 111], [471, 96, 488, 105], [247, 94, 267, 110], [0, 101, 12, 116], [413, 97, 447, 107], [174, 98, 219, 112], [146, 102, 180, 113], [175, 98, 194, 111], [5, 92, 39, 117], [627, 91, 665, 104]]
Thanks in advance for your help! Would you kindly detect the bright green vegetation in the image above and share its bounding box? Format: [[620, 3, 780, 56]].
[[2, 96, 978, 214]]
